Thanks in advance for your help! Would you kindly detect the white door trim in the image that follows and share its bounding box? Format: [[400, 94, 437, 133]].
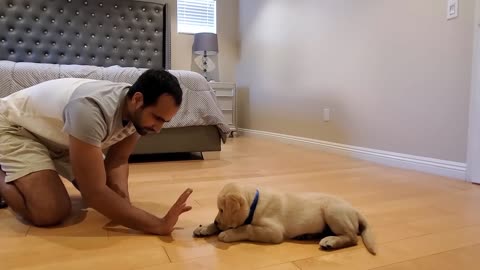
[[467, 0, 480, 184]]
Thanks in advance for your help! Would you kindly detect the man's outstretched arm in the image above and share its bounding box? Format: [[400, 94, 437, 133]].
[[103, 133, 141, 203], [69, 135, 192, 235]]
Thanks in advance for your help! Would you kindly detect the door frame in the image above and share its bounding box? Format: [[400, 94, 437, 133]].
[[467, 0, 480, 184]]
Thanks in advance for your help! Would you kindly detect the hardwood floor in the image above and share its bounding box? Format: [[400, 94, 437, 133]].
[[1, 136, 479, 270]]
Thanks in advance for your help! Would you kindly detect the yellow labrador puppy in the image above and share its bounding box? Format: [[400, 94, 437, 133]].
[[194, 182, 376, 255]]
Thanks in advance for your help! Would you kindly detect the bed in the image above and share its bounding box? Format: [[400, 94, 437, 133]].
[[0, 0, 230, 159]]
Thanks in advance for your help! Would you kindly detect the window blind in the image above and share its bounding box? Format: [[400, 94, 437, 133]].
[[177, 0, 217, 34]]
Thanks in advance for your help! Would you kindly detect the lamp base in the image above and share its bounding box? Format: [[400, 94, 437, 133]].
[[193, 53, 216, 81], [202, 52, 209, 81]]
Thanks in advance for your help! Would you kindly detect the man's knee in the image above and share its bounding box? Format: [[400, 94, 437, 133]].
[[10, 170, 72, 226], [29, 198, 72, 227]]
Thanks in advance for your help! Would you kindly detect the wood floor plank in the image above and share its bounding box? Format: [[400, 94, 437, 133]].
[[370, 244, 480, 270], [293, 225, 480, 270]]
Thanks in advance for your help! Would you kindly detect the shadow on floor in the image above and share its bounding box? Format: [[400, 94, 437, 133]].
[[129, 152, 204, 163]]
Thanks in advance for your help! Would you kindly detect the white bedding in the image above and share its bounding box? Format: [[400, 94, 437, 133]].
[[0, 60, 231, 139]]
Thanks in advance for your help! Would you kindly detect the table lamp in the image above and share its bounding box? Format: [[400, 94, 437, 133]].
[[193, 32, 219, 81]]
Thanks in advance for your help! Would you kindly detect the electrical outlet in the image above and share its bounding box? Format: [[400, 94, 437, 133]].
[[447, 0, 459, 20], [323, 108, 330, 122]]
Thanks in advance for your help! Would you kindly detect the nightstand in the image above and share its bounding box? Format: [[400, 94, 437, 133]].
[[209, 82, 237, 136]]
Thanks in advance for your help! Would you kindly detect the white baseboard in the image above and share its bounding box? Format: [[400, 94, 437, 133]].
[[238, 128, 467, 181]]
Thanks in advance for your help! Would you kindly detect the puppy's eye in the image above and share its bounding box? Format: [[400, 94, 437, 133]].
[[219, 209, 224, 213]]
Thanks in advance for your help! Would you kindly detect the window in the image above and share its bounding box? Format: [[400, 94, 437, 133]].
[[177, 0, 216, 34]]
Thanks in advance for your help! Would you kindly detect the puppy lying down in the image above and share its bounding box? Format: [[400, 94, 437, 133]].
[[194, 183, 376, 255]]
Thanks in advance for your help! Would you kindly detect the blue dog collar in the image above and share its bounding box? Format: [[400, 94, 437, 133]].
[[243, 189, 259, 225]]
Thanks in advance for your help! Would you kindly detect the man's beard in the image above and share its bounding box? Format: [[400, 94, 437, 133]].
[[133, 122, 148, 136], [131, 108, 153, 136]]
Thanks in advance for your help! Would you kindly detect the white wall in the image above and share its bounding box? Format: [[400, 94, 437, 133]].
[[237, 0, 476, 162]]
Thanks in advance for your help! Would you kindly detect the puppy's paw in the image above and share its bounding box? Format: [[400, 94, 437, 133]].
[[193, 224, 219, 237], [218, 230, 234, 243], [319, 236, 339, 250]]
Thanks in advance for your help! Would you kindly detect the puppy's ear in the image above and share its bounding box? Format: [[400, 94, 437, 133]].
[[224, 193, 246, 213]]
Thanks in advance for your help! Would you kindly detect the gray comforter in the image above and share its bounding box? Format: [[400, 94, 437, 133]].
[[0, 60, 230, 138]]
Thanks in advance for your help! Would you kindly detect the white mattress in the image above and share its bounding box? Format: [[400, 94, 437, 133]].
[[0, 60, 231, 138]]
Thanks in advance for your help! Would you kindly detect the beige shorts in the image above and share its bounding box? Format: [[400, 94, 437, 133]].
[[0, 117, 74, 183]]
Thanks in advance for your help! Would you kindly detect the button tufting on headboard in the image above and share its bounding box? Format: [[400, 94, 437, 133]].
[[0, 0, 169, 69]]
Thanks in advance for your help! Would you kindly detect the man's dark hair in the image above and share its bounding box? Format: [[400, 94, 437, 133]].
[[127, 69, 182, 107]]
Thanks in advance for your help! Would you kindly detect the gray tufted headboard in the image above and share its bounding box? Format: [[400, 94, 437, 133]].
[[0, 0, 171, 69]]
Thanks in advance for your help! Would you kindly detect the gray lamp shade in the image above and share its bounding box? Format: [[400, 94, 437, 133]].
[[193, 32, 219, 56]]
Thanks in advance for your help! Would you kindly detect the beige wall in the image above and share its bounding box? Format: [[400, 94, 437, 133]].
[[237, 0, 476, 162], [143, 0, 239, 82]]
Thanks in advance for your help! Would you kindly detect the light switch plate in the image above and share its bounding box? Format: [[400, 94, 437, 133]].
[[447, 0, 459, 20]]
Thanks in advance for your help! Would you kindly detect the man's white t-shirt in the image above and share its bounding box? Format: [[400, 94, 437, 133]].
[[0, 78, 137, 151]]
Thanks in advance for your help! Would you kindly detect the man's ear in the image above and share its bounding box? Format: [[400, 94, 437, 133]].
[[224, 193, 246, 213], [132, 92, 144, 109]]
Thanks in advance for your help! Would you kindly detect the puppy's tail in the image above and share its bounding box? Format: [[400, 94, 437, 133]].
[[358, 212, 377, 255]]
